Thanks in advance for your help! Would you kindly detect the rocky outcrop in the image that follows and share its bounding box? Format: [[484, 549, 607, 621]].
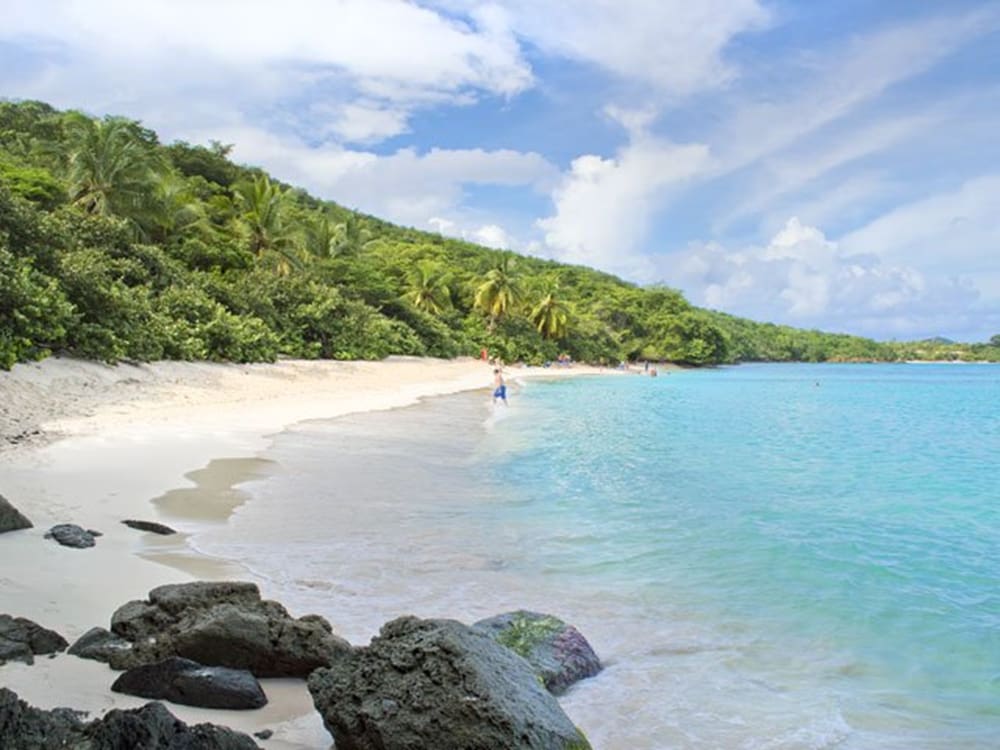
[[0, 687, 261, 749], [122, 519, 177, 535], [0, 495, 32, 534], [0, 615, 68, 666], [43, 524, 99, 548], [0, 688, 83, 748], [109, 581, 350, 677], [111, 657, 267, 710], [474, 611, 602, 695], [307, 616, 593, 750], [67, 626, 132, 664]]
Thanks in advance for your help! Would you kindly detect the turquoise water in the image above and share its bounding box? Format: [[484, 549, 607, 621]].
[[195, 363, 1000, 748], [482, 363, 1000, 747]]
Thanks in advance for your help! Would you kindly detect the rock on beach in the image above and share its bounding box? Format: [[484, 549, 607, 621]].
[[66, 626, 132, 664], [474, 610, 602, 695], [0, 615, 68, 666], [0, 494, 32, 534], [122, 519, 177, 535], [108, 581, 351, 677], [111, 656, 268, 710], [43, 524, 99, 549], [0, 687, 261, 749], [307, 615, 592, 750]]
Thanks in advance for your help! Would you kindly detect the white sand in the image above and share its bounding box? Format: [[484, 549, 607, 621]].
[[0, 355, 630, 747]]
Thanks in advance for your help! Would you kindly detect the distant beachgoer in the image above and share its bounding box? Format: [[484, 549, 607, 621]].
[[481, 348, 488, 362], [644, 360, 649, 372], [493, 368, 508, 405]]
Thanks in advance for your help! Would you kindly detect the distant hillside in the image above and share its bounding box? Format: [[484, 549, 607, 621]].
[[2, 100, 998, 370]]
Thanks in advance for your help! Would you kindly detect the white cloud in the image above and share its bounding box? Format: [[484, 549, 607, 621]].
[[538, 110, 710, 276], [839, 175, 1000, 272], [470, 224, 512, 249], [715, 8, 1000, 174], [479, 0, 769, 96], [715, 114, 938, 231], [662, 218, 979, 338], [204, 126, 556, 228], [0, 0, 533, 144]]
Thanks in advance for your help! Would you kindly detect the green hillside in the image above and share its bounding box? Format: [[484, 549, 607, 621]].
[[1, 100, 996, 370]]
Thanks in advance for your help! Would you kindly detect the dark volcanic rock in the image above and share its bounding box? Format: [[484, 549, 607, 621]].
[[474, 611, 602, 695], [109, 581, 351, 677], [112, 656, 267, 710], [307, 615, 592, 750], [0, 615, 68, 666], [0, 687, 83, 749], [122, 519, 177, 535], [43, 524, 97, 548], [0, 495, 32, 534], [0, 687, 261, 749], [67, 626, 132, 664], [253, 728, 273, 740]]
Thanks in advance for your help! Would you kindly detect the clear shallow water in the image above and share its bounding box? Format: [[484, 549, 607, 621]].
[[192, 364, 1000, 749]]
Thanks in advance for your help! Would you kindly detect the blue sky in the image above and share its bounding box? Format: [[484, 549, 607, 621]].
[[3, 0, 999, 341]]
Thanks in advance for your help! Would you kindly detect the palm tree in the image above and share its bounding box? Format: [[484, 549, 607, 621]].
[[234, 175, 300, 273], [333, 214, 372, 255], [65, 115, 162, 228], [474, 254, 523, 331], [303, 215, 340, 260], [406, 262, 451, 315], [530, 286, 570, 340], [151, 173, 204, 242]]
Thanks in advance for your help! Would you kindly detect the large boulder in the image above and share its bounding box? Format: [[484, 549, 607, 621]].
[[109, 581, 350, 677], [43, 524, 98, 549], [67, 626, 132, 664], [111, 657, 267, 710], [0, 615, 68, 666], [0, 687, 261, 749], [0, 495, 32, 534], [474, 611, 602, 695], [307, 616, 593, 750]]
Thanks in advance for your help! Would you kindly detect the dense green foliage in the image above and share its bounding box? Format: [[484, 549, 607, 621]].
[[1, 100, 997, 371]]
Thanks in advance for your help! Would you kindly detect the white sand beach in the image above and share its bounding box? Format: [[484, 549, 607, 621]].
[[0, 355, 628, 748]]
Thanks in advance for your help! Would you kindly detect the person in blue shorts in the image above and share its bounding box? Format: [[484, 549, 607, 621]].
[[493, 368, 507, 405]]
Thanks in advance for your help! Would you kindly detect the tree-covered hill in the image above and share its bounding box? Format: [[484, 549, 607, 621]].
[[1, 100, 997, 370]]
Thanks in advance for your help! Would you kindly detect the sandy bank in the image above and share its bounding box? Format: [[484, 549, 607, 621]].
[[0, 355, 630, 747]]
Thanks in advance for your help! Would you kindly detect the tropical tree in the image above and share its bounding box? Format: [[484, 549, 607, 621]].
[[406, 262, 451, 315], [303, 215, 340, 260], [234, 175, 299, 273], [333, 214, 372, 255], [64, 115, 163, 229], [474, 254, 523, 330], [529, 285, 570, 340], [151, 173, 204, 242]]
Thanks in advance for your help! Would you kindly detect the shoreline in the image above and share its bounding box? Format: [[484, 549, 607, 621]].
[[0, 355, 639, 747]]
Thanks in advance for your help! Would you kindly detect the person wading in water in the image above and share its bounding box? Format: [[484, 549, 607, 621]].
[[493, 368, 508, 405]]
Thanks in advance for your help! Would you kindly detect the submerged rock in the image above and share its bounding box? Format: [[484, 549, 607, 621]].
[[122, 519, 177, 535], [0, 687, 261, 749], [475, 611, 602, 695], [66, 626, 132, 664], [43, 524, 97, 549], [109, 581, 350, 677], [0, 615, 68, 666], [307, 615, 592, 750], [111, 657, 267, 710], [0, 495, 32, 534]]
